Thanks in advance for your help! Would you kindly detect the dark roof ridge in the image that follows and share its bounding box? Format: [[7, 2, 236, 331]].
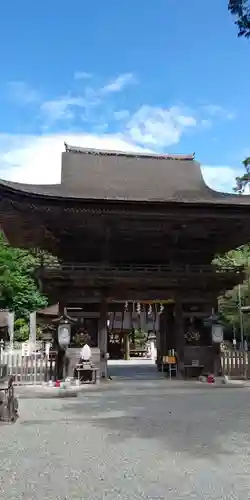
[[64, 142, 195, 161]]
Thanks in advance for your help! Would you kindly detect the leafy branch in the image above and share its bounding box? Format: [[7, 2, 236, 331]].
[[229, 0, 250, 38], [234, 157, 250, 193]]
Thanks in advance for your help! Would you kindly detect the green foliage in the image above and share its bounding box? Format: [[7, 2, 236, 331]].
[[133, 329, 147, 348], [219, 283, 250, 333], [228, 2, 250, 191], [216, 244, 250, 336], [13, 318, 43, 342], [29, 248, 59, 268], [234, 157, 250, 193], [229, 0, 250, 192], [0, 233, 48, 317], [14, 319, 29, 342], [229, 0, 250, 38], [213, 245, 250, 267], [74, 332, 91, 346]]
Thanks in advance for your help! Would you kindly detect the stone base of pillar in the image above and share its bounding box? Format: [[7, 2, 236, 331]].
[[100, 355, 108, 379], [176, 360, 185, 379]]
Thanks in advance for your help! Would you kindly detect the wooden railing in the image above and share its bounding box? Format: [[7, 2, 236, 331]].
[[40, 262, 243, 275]]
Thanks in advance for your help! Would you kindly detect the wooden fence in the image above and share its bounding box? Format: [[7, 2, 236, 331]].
[[2, 347, 248, 382], [0, 346, 101, 385], [0, 351, 56, 385], [221, 351, 249, 379]]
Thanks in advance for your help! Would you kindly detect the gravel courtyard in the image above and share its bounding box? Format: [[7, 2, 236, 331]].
[[1, 360, 250, 500]]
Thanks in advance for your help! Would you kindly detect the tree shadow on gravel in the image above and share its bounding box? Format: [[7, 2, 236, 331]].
[[60, 387, 250, 459], [19, 418, 85, 426]]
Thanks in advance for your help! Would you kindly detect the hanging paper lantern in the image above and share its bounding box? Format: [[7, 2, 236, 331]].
[[124, 300, 128, 311], [136, 302, 141, 314], [148, 304, 152, 315], [160, 304, 164, 314], [58, 322, 71, 348]]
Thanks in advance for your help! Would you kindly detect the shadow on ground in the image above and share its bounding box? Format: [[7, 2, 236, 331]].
[[107, 359, 159, 380], [59, 360, 250, 459]]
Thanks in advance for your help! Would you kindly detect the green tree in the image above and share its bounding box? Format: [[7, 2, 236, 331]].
[[13, 318, 43, 342], [228, 2, 250, 190], [229, 0, 250, 38], [0, 233, 48, 316], [213, 245, 250, 267], [215, 244, 250, 336], [234, 157, 250, 193]]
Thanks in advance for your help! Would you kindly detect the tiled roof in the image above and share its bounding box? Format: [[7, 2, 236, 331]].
[[36, 304, 59, 316], [0, 146, 249, 205]]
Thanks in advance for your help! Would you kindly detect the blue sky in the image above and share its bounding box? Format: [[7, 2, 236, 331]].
[[0, 0, 249, 191]]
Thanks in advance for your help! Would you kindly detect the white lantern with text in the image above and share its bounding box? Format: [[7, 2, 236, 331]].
[[212, 324, 223, 344], [58, 322, 71, 348]]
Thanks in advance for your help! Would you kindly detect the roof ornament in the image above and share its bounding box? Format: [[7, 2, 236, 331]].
[[63, 143, 195, 160]]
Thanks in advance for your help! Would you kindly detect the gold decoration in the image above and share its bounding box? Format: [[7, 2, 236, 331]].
[[185, 331, 201, 343]]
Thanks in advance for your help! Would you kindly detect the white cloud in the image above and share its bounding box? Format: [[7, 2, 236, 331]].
[[6, 73, 136, 128], [39, 73, 136, 126], [74, 72, 92, 80], [201, 165, 245, 192], [0, 133, 242, 194], [2, 75, 242, 194], [202, 104, 235, 121], [0, 133, 150, 184], [7, 81, 40, 104], [113, 109, 130, 120], [101, 73, 136, 94], [40, 96, 87, 125], [126, 105, 197, 147], [200, 119, 212, 129]]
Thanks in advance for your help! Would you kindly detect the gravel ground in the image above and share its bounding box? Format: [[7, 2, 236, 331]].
[[1, 360, 250, 499]]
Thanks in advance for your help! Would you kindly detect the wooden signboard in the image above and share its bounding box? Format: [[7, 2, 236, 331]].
[[163, 355, 176, 364]]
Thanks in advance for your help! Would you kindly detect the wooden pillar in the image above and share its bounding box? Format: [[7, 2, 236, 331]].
[[165, 304, 175, 352], [174, 299, 185, 378], [211, 299, 221, 376], [158, 310, 166, 368], [99, 297, 108, 378], [124, 332, 130, 360], [56, 302, 66, 380]]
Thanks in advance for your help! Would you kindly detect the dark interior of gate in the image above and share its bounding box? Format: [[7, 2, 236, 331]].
[[1, 145, 250, 377]]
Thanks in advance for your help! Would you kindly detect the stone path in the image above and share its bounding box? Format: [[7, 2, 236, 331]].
[[1, 360, 250, 499]]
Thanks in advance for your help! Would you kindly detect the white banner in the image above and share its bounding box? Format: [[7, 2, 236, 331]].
[[110, 312, 132, 330], [7, 311, 15, 351], [22, 341, 31, 357], [29, 311, 37, 344]]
